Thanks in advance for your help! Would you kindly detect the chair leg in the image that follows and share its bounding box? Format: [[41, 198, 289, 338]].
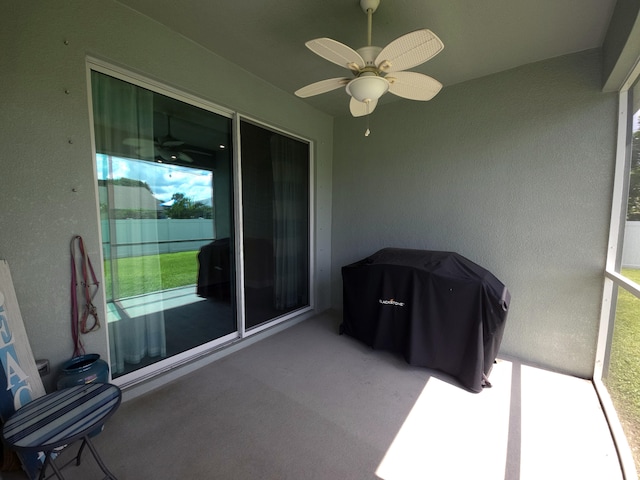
[[30, 436, 116, 480], [38, 450, 66, 480], [75, 439, 87, 466], [38, 453, 52, 480], [47, 456, 67, 480], [82, 435, 118, 480]]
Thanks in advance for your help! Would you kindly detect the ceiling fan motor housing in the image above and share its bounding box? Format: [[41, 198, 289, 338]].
[[357, 46, 382, 67]]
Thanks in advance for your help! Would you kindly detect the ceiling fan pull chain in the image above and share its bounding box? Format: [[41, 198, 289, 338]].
[[365, 101, 371, 136]]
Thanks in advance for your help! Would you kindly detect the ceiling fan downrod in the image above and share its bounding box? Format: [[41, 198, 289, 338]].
[[361, 0, 380, 47]]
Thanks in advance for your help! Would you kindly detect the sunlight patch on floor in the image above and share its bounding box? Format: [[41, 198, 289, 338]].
[[107, 285, 203, 321], [376, 361, 512, 480], [519, 365, 621, 480], [376, 360, 622, 480]]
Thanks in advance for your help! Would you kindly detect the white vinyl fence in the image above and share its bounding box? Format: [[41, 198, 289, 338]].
[[101, 218, 215, 259], [623, 222, 640, 268]]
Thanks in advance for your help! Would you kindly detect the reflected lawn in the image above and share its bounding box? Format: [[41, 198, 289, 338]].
[[104, 250, 199, 298]]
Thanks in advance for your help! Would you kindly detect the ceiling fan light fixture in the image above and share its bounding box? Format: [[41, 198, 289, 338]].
[[346, 75, 389, 103]]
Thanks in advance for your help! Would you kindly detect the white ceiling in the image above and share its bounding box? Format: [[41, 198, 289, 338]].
[[115, 0, 617, 117]]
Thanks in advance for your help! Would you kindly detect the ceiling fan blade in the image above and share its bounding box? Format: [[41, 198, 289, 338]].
[[375, 29, 444, 73], [156, 146, 171, 162], [349, 97, 378, 117], [177, 152, 194, 163], [295, 77, 350, 98], [159, 136, 184, 148], [156, 146, 193, 163], [183, 147, 214, 157], [386, 72, 442, 101], [136, 145, 156, 158], [305, 38, 365, 72], [123, 138, 155, 149]]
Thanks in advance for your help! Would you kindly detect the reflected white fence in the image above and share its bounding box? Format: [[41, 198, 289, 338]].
[[101, 218, 214, 258]]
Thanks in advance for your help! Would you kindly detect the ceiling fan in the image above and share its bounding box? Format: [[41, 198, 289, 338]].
[[295, 0, 444, 121], [124, 115, 194, 163]]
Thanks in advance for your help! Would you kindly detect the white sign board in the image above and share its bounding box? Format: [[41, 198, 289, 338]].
[[0, 260, 46, 478], [0, 260, 46, 412]]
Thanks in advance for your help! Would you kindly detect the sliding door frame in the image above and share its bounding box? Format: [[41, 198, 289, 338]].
[[86, 58, 315, 388], [233, 114, 315, 338]]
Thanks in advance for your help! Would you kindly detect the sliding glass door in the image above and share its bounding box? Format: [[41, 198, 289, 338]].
[[92, 70, 236, 378], [90, 66, 313, 381], [240, 120, 311, 329]]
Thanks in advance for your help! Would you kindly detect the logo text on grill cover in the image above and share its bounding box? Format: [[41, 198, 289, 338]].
[[379, 298, 405, 307]]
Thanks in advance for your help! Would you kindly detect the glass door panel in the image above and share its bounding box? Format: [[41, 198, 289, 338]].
[[92, 71, 235, 378], [240, 120, 310, 329]]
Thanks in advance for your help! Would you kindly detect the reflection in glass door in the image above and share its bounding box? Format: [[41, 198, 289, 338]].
[[91, 70, 236, 378]]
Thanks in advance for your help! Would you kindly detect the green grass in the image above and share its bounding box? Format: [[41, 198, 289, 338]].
[[606, 268, 640, 469], [104, 250, 199, 299]]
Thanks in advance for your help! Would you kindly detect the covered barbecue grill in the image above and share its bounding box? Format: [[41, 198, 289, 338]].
[[341, 248, 510, 393]]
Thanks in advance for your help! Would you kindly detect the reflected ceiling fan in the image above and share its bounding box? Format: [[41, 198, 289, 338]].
[[123, 115, 194, 163], [295, 0, 444, 126]]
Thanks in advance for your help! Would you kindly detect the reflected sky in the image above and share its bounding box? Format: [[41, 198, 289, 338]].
[[96, 154, 213, 203]]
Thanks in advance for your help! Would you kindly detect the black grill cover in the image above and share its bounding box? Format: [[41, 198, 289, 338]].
[[341, 248, 510, 393]]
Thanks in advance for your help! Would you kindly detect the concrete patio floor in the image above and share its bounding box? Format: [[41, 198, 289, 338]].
[[0, 313, 629, 480]]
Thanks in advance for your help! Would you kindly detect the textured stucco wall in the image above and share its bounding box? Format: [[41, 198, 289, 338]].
[[0, 0, 333, 391], [332, 50, 617, 378]]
